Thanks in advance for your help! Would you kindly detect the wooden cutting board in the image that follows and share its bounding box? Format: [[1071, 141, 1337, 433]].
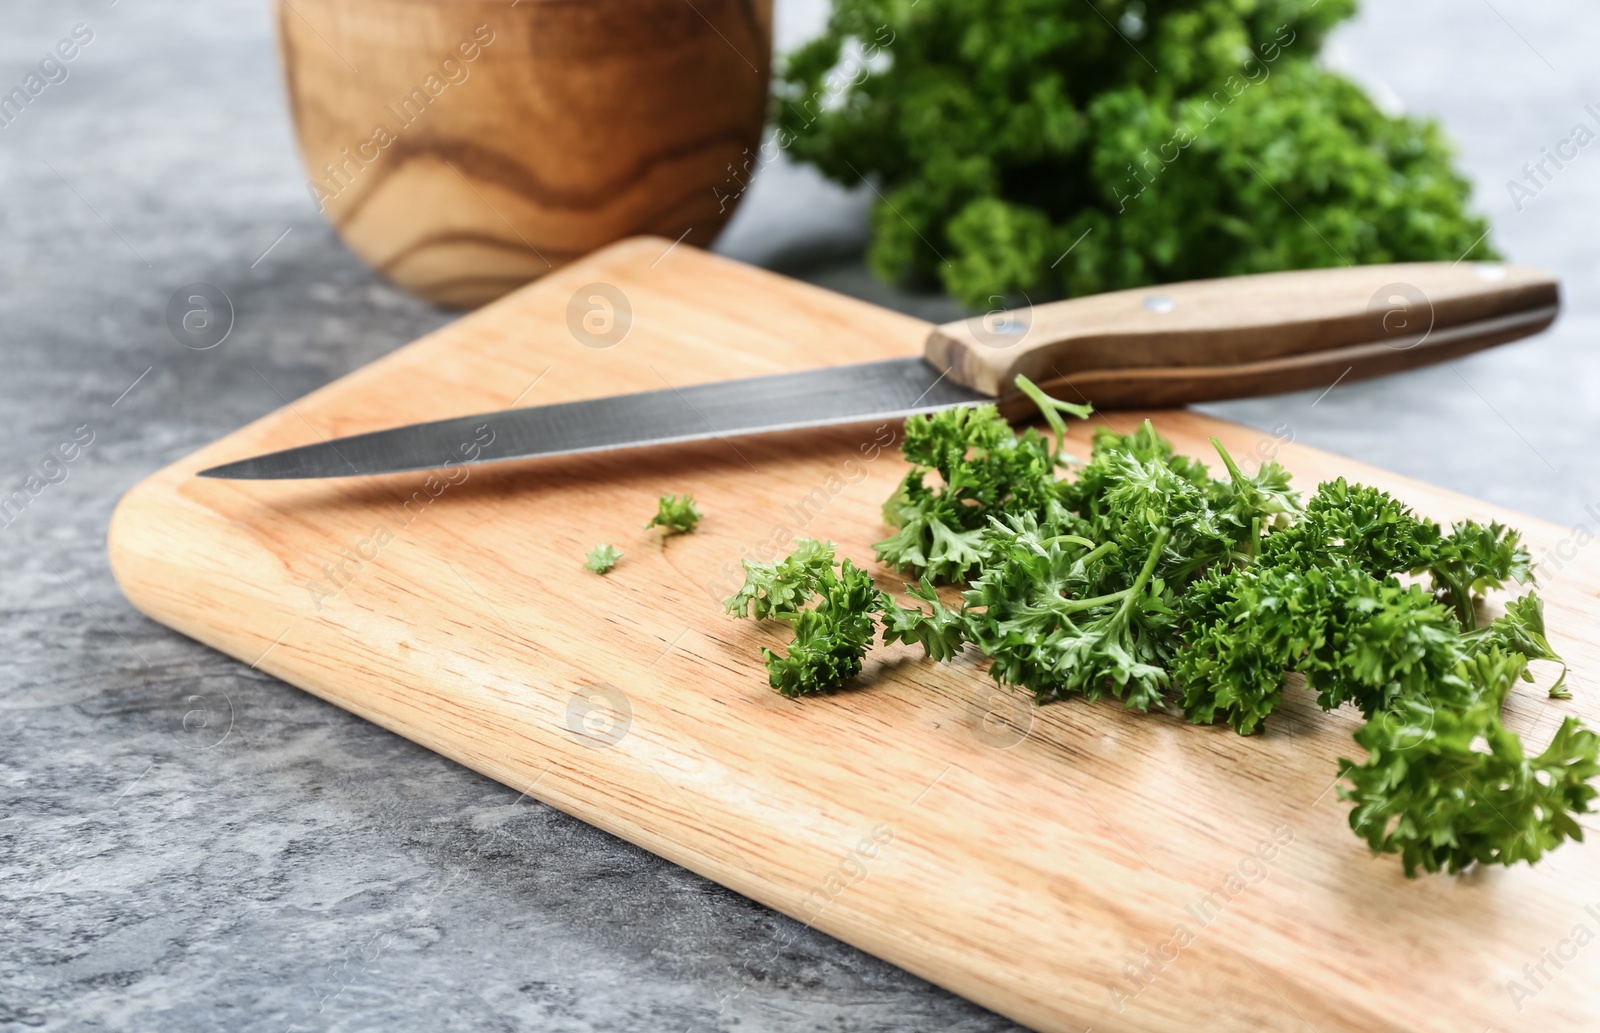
[[109, 238, 1600, 1033]]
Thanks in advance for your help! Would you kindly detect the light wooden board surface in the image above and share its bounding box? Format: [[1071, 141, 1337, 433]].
[[108, 238, 1600, 1033]]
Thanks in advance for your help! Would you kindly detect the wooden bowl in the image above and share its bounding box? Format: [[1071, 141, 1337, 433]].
[[275, 0, 773, 308]]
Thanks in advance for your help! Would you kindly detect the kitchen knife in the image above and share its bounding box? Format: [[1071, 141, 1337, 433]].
[[200, 261, 1558, 480]]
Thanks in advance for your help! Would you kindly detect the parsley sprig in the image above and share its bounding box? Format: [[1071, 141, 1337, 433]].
[[646, 494, 702, 536], [724, 381, 1597, 876], [583, 543, 621, 574], [724, 538, 890, 697]]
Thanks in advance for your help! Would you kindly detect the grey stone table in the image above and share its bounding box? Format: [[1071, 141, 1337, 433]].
[[2, 1, 1595, 1030]]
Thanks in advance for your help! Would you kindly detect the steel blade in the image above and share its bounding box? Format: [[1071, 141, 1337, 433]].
[[198, 358, 988, 480]]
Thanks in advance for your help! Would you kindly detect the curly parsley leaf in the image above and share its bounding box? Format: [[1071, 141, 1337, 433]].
[[763, 557, 887, 697], [1470, 593, 1568, 697], [583, 543, 621, 574], [725, 541, 889, 696], [1257, 478, 1427, 576], [880, 577, 969, 662], [1341, 649, 1600, 876], [1417, 520, 1534, 628], [724, 537, 836, 620], [646, 493, 703, 536], [874, 400, 1073, 582]]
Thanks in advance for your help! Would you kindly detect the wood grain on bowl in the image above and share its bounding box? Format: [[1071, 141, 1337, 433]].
[[276, 0, 773, 307]]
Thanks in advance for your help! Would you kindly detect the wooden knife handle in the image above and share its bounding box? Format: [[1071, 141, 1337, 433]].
[[924, 262, 1559, 399]]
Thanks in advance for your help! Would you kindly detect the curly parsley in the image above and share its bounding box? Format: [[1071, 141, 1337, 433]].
[[646, 493, 702, 536], [724, 538, 890, 697], [583, 543, 621, 574], [725, 381, 1596, 876], [776, 0, 1494, 307]]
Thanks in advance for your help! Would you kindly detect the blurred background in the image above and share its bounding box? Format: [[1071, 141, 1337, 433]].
[[2, 0, 1596, 1030]]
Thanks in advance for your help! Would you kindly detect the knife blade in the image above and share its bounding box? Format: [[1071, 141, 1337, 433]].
[[200, 261, 1559, 480], [199, 358, 986, 480]]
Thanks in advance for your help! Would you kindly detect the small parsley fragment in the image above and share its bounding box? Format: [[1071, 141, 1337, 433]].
[[646, 493, 702, 536], [583, 543, 621, 575], [763, 558, 885, 698], [724, 376, 1597, 877], [725, 538, 890, 697]]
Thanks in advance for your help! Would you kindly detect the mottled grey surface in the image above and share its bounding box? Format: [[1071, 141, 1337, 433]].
[[1, 1, 1595, 1031]]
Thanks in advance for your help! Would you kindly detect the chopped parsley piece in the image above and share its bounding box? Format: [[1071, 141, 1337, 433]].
[[646, 493, 702, 536], [762, 558, 886, 698], [583, 543, 621, 575], [725, 539, 888, 696]]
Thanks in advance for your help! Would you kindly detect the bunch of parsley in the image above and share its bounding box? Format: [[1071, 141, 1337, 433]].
[[775, 0, 1495, 307], [725, 383, 1597, 875]]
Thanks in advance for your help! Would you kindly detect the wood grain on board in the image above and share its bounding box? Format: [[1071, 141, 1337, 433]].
[[109, 238, 1600, 1033], [276, 0, 772, 307]]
